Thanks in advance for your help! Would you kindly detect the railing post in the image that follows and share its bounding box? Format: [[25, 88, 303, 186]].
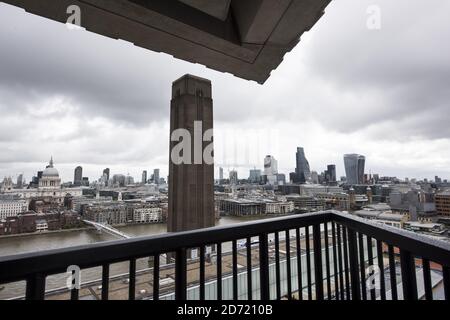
[[129, 258, 136, 300], [400, 250, 418, 300], [175, 248, 187, 300], [26, 273, 46, 300], [259, 233, 270, 300], [347, 229, 361, 300], [313, 224, 324, 300]]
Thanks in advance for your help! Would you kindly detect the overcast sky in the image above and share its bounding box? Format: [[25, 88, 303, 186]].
[[1, 0, 450, 183]]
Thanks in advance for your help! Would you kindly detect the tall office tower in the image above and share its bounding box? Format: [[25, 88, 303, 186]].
[[249, 168, 262, 183], [264, 155, 278, 185], [142, 170, 148, 184], [153, 169, 160, 185], [264, 155, 278, 176], [103, 168, 110, 181], [358, 156, 365, 184], [295, 147, 311, 183], [327, 164, 337, 183], [16, 174, 23, 189], [219, 167, 224, 181], [229, 170, 238, 185], [168, 75, 215, 232], [311, 171, 319, 184], [74, 166, 83, 186], [344, 154, 366, 185]]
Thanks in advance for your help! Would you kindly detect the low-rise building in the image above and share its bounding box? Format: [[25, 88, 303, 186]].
[[133, 207, 163, 223], [83, 202, 127, 225], [286, 195, 325, 212], [0, 198, 28, 220], [265, 201, 294, 214], [354, 210, 409, 229], [220, 199, 265, 216], [404, 222, 447, 236], [316, 193, 349, 211], [435, 192, 450, 216]]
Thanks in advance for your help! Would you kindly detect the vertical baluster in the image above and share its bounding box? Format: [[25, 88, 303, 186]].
[[200, 246, 205, 301], [175, 248, 187, 300], [324, 222, 331, 300], [26, 273, 46, 300], [376, 241, 386, 300], [336, 224, 345, 300], [70, 288, 79, 301], [305, 226, 312, 300], [286, 230, 292, 300], [442, 265, 450, 301], [296, 228, 303, 301], [388, 245, 398, 300], [274, 232, 281, 300], [246, 237, 252, 300], [342, 227, 350, 300], [366, 236, 376, 300], [313, 224, 323, 300], [129, 258, 136, 300], [399, 250, 418, 300], [347, 229, 361, 301], [331, 222, 340, 300], [259, 234, 270, 300], [153, 254, 160, 301], [358, 233, 367, 300], [232, 240, 238, 300], [102, 264, 109, 300], [422, 259, 432, 301], [217, 243, 222, 300]]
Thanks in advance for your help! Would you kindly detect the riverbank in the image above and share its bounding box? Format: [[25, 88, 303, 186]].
[[0, 226, 94, 240]]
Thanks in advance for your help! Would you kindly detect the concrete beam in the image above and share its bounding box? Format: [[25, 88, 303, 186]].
[[2, 0, 332, 83], [179, 0, 231, 21]]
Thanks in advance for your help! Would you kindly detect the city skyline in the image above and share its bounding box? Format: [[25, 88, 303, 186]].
[[1, 151, 449, 185], [1, 1, 450, 182]]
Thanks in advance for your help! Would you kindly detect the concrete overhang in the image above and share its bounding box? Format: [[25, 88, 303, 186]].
[[2, 0, 332, 84]]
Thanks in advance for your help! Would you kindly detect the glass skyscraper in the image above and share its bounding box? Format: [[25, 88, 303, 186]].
[[344, 154, 365, 185], [295, 147, 311, 183]]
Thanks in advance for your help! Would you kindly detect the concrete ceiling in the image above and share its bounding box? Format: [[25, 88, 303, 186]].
[[2, 0, 332, 84], [178, 0, 231, 21]]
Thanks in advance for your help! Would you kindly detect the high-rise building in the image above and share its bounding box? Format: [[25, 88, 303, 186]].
[[326, 164, 336, 183], [82, 177, 90, 187], [229, 170, 238, 185], [219, 167, 224, 181], [264, 155, 278, 185], [344, 154, 366, 185], [16, 174, 23, 189], [311, 171, 319, 184], [74, 166, 83, 186], [249, 168, 261, 183], [168, 75, 215, 232], [103, 168, 110, 181], [264, 155, 278, 176], [142, 170, 148, 184], [112, 174, 126, 187], [153, 169, 160, 185], [295, 147, 311, 183]]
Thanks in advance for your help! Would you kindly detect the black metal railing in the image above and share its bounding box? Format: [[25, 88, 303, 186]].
[[0, 211, 449, 300]]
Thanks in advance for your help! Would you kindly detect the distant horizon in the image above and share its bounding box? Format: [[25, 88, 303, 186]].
[[1, 156, 448, 185]]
